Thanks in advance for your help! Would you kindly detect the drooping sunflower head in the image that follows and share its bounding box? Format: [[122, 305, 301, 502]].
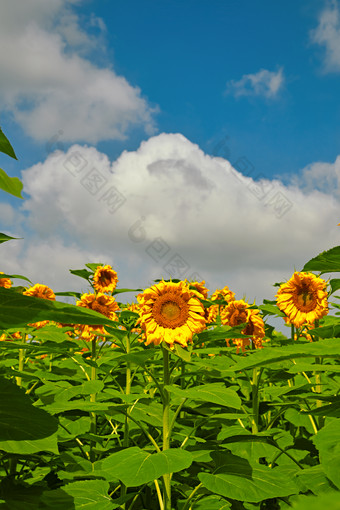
[[211, 285, 235, 304], [276, 272, 328, 328], [220, 299, 265, 352], [75, 292, 120, 340], [137, 280, 206, 348], [23, 284, 56, 301], [185, 280, 209, 299], [92, 265, 118, 294], [22, 284, 56, 329], [0, 272, 12, 289]]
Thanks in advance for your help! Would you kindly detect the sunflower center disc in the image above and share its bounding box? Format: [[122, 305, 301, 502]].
[[161, 302, 181, 321], [296, 289, 316, 312], [152, 292, 189, 328]]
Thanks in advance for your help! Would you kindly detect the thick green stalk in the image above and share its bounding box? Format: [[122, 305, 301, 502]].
[[162, 346, 171, 510], [16, 332, 26, 387], [251, 368, 259, 434], [90, 338, 97, 463], [121, 334, 132, 508]]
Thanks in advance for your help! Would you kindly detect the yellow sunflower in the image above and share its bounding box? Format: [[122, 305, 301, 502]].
[[137, 280, 206, 348], [204, 284, 235, 325], [0, 272, 12, 289], [23, 284, 56, 328], [210, 285, 235, 303], [276, 272, 328, 328], [75, 292, 119, 340], [185, 279, 209, 299], [93, 265, 118, 294], [221, 299, 265, 353]]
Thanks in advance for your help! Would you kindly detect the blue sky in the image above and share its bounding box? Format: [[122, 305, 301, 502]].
[[0, 0, 339, 314]]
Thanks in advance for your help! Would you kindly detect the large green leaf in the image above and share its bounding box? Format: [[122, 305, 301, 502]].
[[0, 378, 57, 442], [97, 447, 193, 486], [290, 491, 340, 510], [0, 128, 17, 159], [55, 480, 114, 510], [230, 338, 340, 371], [166, 383, 241, 409], [295, 465, 335, 495], [303, 246, 340, 274], [0, 169, 23, 199], [198, 452, 298, 503], [0, 287, 117, 329], [312, 419, 340, 490]]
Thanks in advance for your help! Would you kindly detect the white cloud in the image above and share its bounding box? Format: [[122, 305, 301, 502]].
[[226, 68, 284, 98], [311, 0, 340, 72], [1, 133, 337, 309], [292, 155, 340, 198], [0, 0, 157, 143]]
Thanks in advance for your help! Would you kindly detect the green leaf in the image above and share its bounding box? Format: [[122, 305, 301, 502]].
[[62, 480, 114, 510], [0, 287, 117, 329], [295, 465, 335, 495], [0, 169, 23, 199], [329, 278, 340, 295], [290, 491, 340, 510], [166, 383, 241, 409], [0, 233, 22, 244], [192, 495, 231, 509], [0, 378, 57, 442], [69, 268, 93, 281], [230, 338, 340, 371], [312, 419, 340, 489], [0, 273, 32, 284], [97, 447, 193, 486], [198, 453, 298, 503], [303, 246, 340, 274], [0, 128, 17, 159]]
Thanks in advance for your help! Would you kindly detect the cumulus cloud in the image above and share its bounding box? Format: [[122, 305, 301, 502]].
[[292, 156, 340, 198], [311, 0, 340, 72], [226, 68, 284, 98], [0, 0, 157, 143], [1, 133, 337, 307]]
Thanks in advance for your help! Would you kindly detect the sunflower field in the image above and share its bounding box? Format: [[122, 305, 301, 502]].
[[1, 131, 340, 510]]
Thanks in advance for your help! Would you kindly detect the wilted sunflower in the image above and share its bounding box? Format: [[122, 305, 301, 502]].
[[137, 280, 206, 348], [185, 280, 209, 299], [75, 292, 119, 340], [211, 285, 235, 303], [0, 272, 12, 289], [204, 285, 235, 324], [276, 272, 328, 328], [93, 265, 118, 294], [23, 284, 56, 328], [221, 299, 265, 353]]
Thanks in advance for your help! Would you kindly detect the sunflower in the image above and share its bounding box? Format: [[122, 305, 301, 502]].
[[23, 284, 56, 328], [137, 280, 206, 348], [210, 286, 235, 303], [185, 280, 209, 299], [276, 272, 328, 328], [221, 299, 265, 353], [75, 292, 119, 340], [204, 285, 235, 325], [0, 272, 12, 289], [93, 265, 118, 294]]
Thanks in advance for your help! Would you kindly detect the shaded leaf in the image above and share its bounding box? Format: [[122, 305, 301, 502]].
[[97, 447, 193, 486]]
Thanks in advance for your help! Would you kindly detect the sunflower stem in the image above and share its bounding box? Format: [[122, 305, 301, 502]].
[[121, 334, 132, 508], [89, 338, 97, 463], [162, 345, 172, 510], [251, 367, 259, 434], [16, 331, 26, 387], [291, 324, 295, 342]]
